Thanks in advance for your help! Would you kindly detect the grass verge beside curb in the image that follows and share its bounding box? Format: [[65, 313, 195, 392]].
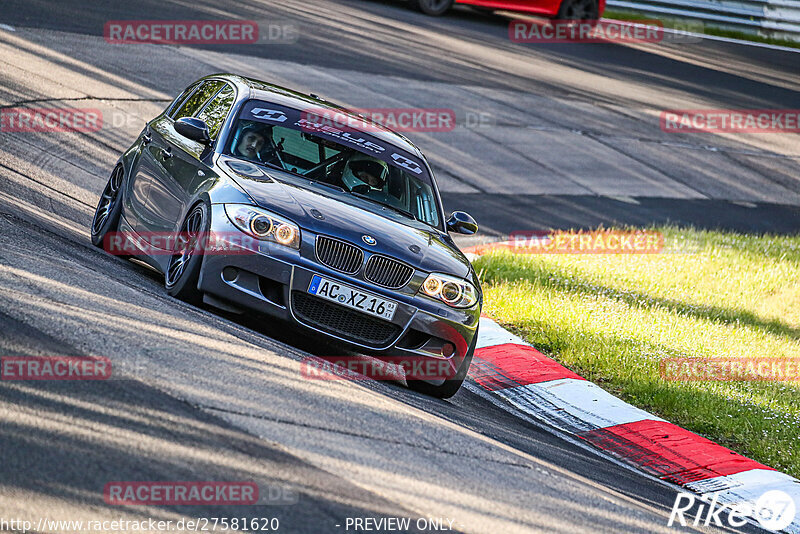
[[473, 226, 800, 477]]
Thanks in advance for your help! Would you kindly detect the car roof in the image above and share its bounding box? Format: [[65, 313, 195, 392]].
[[203, 73, 425, 159]]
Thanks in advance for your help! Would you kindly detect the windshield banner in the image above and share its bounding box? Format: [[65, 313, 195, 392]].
[[238, 100, 429, 178]]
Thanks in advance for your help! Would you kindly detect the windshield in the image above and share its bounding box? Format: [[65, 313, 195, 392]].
[[224, 100, 441, 227]]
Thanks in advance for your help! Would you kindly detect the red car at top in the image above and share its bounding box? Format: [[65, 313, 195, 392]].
[[409, 0, 604, 20]]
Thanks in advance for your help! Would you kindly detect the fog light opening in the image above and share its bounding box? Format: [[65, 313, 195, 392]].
[[222, 267, 239, 282]]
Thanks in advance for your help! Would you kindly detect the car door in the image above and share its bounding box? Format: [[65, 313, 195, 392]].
[[123, 82, 199, 237], [133, 80, 225, 247], [153, 82, 236, 238]]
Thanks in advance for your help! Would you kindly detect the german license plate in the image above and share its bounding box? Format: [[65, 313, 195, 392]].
[[307, 275, 397, 321]]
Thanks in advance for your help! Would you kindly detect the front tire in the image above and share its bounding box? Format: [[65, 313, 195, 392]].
[[406, 327, 478, 399], [165, 201, 209, 304], [91, 165, 126, 251], [410, 0, 454, 16]]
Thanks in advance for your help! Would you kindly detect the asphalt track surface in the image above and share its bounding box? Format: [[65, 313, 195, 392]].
[[0, 0, 798, 532]]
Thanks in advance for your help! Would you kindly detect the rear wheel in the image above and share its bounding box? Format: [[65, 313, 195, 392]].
[[165, 202, 209, 304], [410, 0, 454, 16], [405, 327, 478, 399], [91, 165, 126, 251], [556, 0, 599, 20]]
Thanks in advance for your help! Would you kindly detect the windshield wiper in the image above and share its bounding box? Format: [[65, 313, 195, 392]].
[[312, 180, 346, 192], [255, 160, 287, 173], [248, 159, 307, 180], [349, 192, 418, 221]]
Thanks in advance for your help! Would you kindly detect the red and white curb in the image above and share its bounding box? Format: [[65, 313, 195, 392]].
[[464, 247, 800, 532]]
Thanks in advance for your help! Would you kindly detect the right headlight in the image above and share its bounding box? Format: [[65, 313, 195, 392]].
[[419, 273, 478, 309], [224, 204, 301, 249]]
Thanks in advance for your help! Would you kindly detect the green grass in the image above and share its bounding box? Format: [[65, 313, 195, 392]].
[[473, 226, 800, 477], [603, 10, 800, 49]]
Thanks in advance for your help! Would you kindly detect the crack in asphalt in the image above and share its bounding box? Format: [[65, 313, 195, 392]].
[[0, 96, 171, 109]]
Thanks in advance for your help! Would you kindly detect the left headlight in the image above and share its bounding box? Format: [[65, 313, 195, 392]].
[[419, 273, 478, 309], [224, 204, 301, 249]]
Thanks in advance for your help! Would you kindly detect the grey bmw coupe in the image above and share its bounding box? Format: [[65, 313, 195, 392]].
[[91, 74, 481, 398]]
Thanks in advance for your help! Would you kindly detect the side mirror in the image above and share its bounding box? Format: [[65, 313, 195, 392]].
[[446, 211, 478, 235], [174, 117, 211, 145]]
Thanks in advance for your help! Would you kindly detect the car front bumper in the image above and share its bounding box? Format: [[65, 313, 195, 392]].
[[197, 205, 481, 376]]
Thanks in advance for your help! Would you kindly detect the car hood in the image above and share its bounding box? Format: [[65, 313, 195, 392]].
[[232, 174, 471, 278]]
